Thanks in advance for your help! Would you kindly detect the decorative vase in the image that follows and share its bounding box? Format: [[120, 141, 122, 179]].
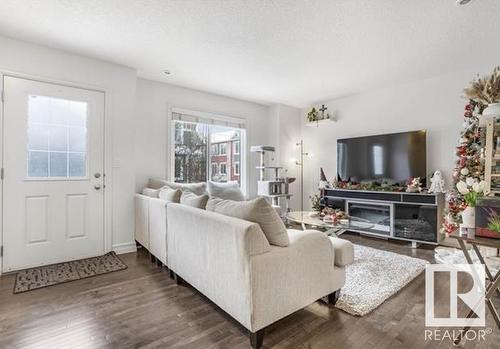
[[483, 103, 500, 118], [461, 206, 476, 228]]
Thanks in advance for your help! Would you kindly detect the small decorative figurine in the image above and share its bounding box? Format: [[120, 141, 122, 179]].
[[406, 177, 422, 193], [428, 170, 446, 193]]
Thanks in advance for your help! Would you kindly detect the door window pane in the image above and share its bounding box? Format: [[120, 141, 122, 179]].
[[28, 151, 48, 177], [69, 153, 86, 177], [49, 152, 68, 177], [27, 95, 88, 178]]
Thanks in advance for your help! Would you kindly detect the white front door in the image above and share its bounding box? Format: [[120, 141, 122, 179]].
[[2, 76, 105, 272]]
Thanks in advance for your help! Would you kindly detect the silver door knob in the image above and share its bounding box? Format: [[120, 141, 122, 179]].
[[94, 184, 101, 190], [94, 172, 101, 178]]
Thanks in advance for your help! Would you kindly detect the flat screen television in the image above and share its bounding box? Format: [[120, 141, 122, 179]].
[[337, 130, 427, 186]]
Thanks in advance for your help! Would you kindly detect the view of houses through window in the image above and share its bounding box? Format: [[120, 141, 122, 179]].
[[173, 120, 243, 186]]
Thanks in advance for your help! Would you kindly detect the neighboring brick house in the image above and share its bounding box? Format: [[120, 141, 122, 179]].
[[210, 131, 240, 183]]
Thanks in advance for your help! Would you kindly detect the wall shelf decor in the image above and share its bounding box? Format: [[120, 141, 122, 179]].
[[305, 104, 336, 127]]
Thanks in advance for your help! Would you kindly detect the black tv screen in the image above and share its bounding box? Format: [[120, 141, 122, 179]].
[[337, 130, 427, 186]]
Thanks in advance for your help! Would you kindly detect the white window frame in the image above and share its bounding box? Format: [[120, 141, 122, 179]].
[[167, 107, 247, 195], [233, 140, 240, 155]]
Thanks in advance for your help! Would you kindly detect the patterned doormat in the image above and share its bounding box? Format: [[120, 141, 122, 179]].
[[13, 252, 127, 294]]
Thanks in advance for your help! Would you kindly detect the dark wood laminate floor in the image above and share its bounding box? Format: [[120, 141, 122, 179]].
[[0, 233, 499, 349]]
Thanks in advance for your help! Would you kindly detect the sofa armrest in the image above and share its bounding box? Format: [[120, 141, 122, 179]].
[[149, 198, 168, 265], [329, 237, 355, 267], [249, 229, 345, 331], [134, 193, 150, 248]]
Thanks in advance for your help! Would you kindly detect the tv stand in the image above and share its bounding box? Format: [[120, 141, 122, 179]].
[[321, 189, 445, 245]]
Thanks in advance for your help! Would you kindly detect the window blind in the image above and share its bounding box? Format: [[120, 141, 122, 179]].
[[172, 111, 246, 129]]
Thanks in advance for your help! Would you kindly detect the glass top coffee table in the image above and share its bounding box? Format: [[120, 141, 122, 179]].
[[286, 211, 374, 237]]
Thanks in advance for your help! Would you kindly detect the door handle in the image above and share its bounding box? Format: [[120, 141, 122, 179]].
[[94, 172, 101, 178], [94, 184, 101, 190]]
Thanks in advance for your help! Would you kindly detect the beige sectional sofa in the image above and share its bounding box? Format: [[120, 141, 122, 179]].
[[135, 178, 354, 349], [166, 203, 353, 349]]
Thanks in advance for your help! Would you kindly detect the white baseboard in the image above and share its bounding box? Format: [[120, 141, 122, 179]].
[[112, 241, 137, 255]]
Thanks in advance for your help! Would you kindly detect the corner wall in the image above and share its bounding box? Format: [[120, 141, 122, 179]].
[[300, 66, 497, 209], [134, 78, 271, 198], [0, 35, 137, 253]]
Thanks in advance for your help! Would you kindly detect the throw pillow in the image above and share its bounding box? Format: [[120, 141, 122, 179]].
[[165, 181, 207, 196], [180, 191, 209, 209], [208, 181, 245, 201], [206, 197, 289, 247], [141, 187, 160, 198], [158, 187, 182, 203], [147, 178, 169, 189]]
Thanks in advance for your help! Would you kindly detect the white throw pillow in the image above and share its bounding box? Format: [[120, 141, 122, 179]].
[[180, 191, 209, 209], [141, 187, 160, 198], [208, 181, 245, 201], [158, 187, 182, 203], [206, 197, 289, 247]]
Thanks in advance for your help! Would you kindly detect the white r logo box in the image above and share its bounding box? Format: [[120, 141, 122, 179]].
[[425, 264, 486, 327]]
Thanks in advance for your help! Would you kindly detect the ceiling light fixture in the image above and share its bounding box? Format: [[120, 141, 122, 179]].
[[455, 0, 474, 6]]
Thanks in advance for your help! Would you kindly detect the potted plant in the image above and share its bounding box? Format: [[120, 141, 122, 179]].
[[456, 178, 487, 228]]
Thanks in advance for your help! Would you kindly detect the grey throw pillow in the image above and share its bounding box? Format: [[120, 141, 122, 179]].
[[158, 187, 182, 203], [180, 191, 209, 209], [208, 181, 245, 201], [206, 197, 289, 247]]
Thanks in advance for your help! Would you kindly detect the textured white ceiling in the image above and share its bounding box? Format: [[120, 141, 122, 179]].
[[0, 0, 499, 107]]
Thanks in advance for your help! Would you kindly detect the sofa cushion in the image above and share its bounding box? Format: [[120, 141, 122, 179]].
[[329, 237, 354, 267], [159, 187, 182, 203], [141, 187, 160, 198], [147, 178, 207, 195], [180, 191, 209, 209], [208, 181, 245, 201], [206, 197, 289, 247], [147, 178, 169, 190]]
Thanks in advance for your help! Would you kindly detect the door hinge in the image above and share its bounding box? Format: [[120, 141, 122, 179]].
[[1, 90, 4, 103], [0, 246, 3, 258], [1, 168, 4, 180]]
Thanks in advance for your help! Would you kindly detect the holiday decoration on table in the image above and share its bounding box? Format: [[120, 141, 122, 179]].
[[321, 207, 348, 223], [405, 177, 423, 193], [428, 170, 446, 193], [318, 167, 329, 189], [456, 177, 487, 228], [441, 99, 486, 234]]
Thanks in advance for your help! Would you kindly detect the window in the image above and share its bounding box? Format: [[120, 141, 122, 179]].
[[233, 141, 240, 155], [220, 143, 227, 155], [27, 95, 88, 179], [171, 110, 246, 188], [220, 163, 227, 175], [372, 145, 384, 176]]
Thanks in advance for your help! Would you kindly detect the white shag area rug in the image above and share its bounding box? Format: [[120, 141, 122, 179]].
[[335, 244, 428, 316]]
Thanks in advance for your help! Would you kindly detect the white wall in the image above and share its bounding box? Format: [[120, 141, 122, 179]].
[[135, 78, 271, 198], [267, 104, 302, 210], [300, 66, 496, 209], [0, 35, 137, 253]]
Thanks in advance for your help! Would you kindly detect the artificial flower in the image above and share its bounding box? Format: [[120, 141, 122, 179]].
[[456, 181, 469, 195]]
